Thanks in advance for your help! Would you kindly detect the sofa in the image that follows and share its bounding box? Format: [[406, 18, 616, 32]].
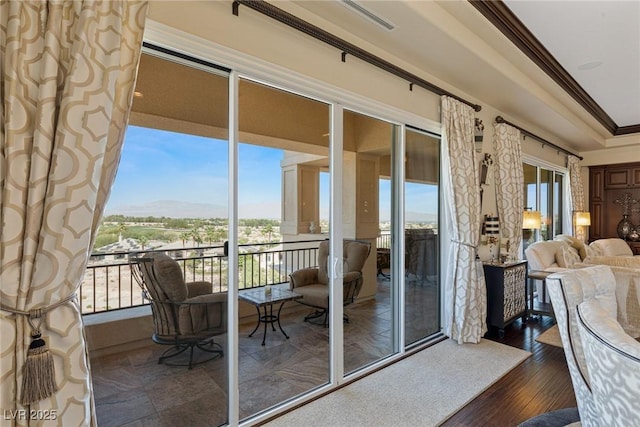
[[526, 235, 640, 274], [524, 236, 640, 310], [524, 239, 573, 303], [589, 237, 636, 257]]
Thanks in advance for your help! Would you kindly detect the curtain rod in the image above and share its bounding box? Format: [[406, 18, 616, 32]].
[[232, 0, 482, 112], [495, 116, 583, 160]]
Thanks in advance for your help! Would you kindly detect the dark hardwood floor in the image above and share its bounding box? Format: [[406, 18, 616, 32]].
[[442, 316, 576, 427]]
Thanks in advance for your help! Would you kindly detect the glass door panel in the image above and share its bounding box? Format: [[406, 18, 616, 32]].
[[523, 163, 538, 247], [342, 110, 396, 374], [540, 169, 553, 240], [554, 173, 564, 236], [404, 129, 440, 347], [95, 51, 231, 426], [237, 79, 330, 419]]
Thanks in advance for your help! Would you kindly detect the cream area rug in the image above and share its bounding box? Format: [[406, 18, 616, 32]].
[[535, 325, 562, 348], [266, 338, 531, 427]]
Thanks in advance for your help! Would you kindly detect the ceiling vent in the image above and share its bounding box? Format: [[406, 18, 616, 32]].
[[340, 0, 396, 31]]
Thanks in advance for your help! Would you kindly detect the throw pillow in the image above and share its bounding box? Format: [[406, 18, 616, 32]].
[[557, 246, 581, 268], [583, 244, 599, 259], [555, 234, 587, 259]]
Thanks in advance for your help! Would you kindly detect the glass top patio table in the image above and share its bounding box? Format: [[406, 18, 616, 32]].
[[238, 287, 302, 345]]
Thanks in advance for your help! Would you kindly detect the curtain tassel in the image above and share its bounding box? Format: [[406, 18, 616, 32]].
[[21, 314, 57, 405]]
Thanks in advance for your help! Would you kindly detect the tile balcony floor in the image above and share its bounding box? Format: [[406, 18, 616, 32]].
[[92, 275, 440, 426]]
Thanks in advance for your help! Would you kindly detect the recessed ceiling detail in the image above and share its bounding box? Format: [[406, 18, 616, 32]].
[[471, 0, 640, 136]]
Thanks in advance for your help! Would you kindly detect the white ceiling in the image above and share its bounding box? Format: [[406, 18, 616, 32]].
[[291, 0, 640, 153], [504, 0, 640, 128]]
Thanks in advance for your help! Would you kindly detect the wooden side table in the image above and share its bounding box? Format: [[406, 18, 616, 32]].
[[527, 269, 554, 319], [483, 260, 528, 338]]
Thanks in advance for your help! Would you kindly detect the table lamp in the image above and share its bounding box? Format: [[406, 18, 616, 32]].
[[523, 208, 541, 243], [574, 211, 591, 242]]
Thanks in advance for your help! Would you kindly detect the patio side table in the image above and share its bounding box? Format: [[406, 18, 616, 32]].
[[238, 287, 302, 346]]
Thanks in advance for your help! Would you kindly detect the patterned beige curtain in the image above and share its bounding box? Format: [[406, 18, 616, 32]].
[[441, 96, 487, 344], [568, 155, 585, 212], [493, 123, 524, 261], [1, 1, 147, 424]]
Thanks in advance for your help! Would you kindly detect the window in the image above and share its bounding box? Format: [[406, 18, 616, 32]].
[[523, 162, 566, 241]]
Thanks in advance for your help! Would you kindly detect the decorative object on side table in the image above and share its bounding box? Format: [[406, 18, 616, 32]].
[[478, 215, 500, 263], [614, 192, 638, 240]]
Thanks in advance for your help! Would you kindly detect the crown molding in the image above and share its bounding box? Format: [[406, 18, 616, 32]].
[[469, 0, 637, 137]]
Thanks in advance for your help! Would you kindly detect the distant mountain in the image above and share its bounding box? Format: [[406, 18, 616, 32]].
[[106, 200, 227, 219], [404, 211, 438, 223], [106, 199, 282, 219], [108, 200, 435, 222]]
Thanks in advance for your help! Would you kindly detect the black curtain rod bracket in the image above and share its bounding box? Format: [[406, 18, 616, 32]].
[[495, 116, 583, 160], [233, 0, 481, 112]]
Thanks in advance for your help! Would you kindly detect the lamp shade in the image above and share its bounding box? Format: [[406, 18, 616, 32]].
[[523, 210, 542, 230], [575, 211, 591, 226]]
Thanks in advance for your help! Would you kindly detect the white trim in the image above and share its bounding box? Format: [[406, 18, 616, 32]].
[[143, 19, 441, 135], [522, 153, 572, 239], [522, 153, 568, 174], [329, 103, 345, 384], [228, 71, 240, 427], [395, 124, 406, 351]]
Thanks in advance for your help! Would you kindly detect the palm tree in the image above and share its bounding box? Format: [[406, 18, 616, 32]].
[[180, 232, 191, 247], [118, 222, 126, 242], [138, 235, 148, 251], [263, 224, 274, 243], [205, 226, 217, 245], [191, 228, 203, 247]]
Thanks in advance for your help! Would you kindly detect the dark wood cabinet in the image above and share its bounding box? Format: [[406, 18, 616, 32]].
[[590, 167, 604, 201], [605, 168, 631, 188], [629, 242, 640, 255], [604, 166, 640, 189], [589, 162, 640, 244], [483, 261, 527, 338]]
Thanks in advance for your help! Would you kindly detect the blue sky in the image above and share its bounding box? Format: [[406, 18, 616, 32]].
[[107, 126, 438, 220], [108, 126, 283, 218]]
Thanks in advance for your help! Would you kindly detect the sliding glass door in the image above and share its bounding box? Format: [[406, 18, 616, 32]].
[[236, 78, 331, 419], [523, 162, 566, 241], [97, 44, 444, 425], [404, 128, 441, 347], [102, 50, 232, 426], [342, 110, 398, 374]]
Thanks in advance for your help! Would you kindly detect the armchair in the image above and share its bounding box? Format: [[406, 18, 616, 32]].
[[546, 265, 640, 426], [130, 253, 227, 369], [577, 299, 640, 426], [289, 239, 371, 326]]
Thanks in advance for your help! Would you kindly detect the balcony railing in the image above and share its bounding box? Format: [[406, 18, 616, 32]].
[[81, 240, 324, 315], [81, 234, 397, 315]]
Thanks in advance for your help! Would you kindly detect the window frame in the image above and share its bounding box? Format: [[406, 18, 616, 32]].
[[522, 154, 571, 241]]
